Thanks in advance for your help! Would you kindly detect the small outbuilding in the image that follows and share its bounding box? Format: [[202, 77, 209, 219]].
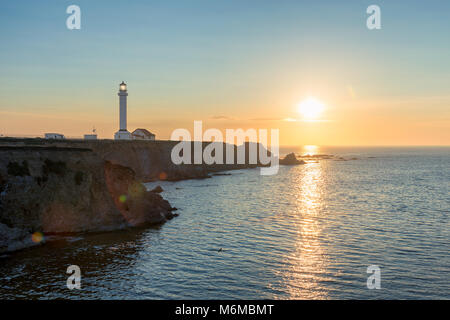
[[45, 133, 65, 140], [84, 134, 97, 140], [132, 128, 155, 140]]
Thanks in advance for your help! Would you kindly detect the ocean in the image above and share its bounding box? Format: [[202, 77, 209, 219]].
[[0, 147, 449, 299]]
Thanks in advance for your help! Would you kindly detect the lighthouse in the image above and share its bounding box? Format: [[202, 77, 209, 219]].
[[114, 81, 132, 140]]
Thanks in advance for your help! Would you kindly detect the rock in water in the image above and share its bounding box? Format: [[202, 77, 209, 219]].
[[150, 185, 164, 193], [279, 152, 306, 165], [0, 223, 38, 253]]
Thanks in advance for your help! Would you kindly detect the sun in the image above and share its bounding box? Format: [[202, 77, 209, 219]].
[[297, 98, 325, 119]]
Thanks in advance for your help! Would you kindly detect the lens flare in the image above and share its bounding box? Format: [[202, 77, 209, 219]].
[[31, 231, 44, 243], [159, 172, 167, 180], [119, 194, 127, 203]]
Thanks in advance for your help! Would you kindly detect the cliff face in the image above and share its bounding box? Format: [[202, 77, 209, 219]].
[[81, 140, 271, 181], [0, 138, 271, 253], [0, 146, 175, 253], [103, 161, 173, 226], [90, 140, 211, 181], [0, 139, 267, 182]]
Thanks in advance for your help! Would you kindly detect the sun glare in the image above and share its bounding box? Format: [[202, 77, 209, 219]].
[[297, 98, 324, 119]]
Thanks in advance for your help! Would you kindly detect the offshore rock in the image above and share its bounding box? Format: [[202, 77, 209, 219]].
[[150, 185, 164, 193], [279, 153, 306, 165]]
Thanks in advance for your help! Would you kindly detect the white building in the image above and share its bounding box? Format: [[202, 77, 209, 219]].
[[114, 81, 132, 140], [132, 128, 155, 140], [45, 133, 65, 139], [84, 128, 98, 140]]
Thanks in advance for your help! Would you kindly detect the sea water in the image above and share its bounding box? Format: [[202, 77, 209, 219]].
[[0, 147, 448, 299]]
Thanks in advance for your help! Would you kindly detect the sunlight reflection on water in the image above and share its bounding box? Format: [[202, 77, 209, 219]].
[[280, 162, 329, 299], [302, 145, 319, 156]]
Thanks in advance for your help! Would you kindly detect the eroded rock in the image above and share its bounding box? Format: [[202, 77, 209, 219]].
[[279, 153, 306, 165]]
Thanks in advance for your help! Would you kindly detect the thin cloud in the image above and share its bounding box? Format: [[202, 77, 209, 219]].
[[250, 117, 334, 123], [210, 115, 235, 120], [249, 117, 283, 121], [297, 119, 334, 123]]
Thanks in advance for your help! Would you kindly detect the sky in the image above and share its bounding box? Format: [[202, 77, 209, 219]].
[[0, 0, 449, 146]]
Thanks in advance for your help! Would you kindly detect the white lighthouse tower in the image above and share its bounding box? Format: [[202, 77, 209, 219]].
[[114, 81, 132, 140]]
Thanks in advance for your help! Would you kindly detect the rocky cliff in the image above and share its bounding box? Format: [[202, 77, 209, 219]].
[[0, 139, 268, 181], [0, 145, 176, 253], [0, 138, 275, 253], [58, 140, 266, 181]]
